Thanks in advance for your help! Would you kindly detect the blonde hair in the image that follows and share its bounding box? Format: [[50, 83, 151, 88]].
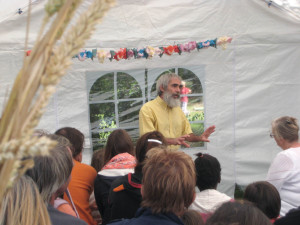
[[272, 116, 299, 142], [25, 134, 73, 203], [141, 147, 196, 215], [0, 175, 51, 225]]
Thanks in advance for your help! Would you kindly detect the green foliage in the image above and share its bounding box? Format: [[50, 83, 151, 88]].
[[97, 114, 116, 144], [187, 111, 204, 121], [234, 183, 245, 200]]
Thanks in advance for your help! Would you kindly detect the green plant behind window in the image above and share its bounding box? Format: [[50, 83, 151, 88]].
[[97, 114, 117, 145]]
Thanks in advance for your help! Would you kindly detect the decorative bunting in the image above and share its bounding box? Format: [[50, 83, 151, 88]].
[[26, 36, 232, 62]]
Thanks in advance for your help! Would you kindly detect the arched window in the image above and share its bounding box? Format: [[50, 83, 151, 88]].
[[88, 67, 205, 150], [89, 72, 143, 150]]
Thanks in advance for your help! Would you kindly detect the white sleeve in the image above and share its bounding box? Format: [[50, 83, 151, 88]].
[[266, 153, 293, 192]]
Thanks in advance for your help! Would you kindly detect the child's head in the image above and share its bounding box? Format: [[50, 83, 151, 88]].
[[243, 181, 280, 219], [194, 153, 221, 191]]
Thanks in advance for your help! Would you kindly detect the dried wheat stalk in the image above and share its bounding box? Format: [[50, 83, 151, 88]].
[[0, 0, 115, 204]]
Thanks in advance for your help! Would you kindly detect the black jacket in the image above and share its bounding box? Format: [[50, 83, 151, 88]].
[[108, 172, 143, 221]]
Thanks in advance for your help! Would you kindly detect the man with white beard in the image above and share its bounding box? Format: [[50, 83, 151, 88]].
[[139, 73, 215, 149]]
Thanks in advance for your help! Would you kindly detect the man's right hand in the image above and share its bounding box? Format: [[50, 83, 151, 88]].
[[166, 135, 190, 147]]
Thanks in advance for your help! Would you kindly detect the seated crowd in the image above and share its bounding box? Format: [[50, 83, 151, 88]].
[[2, 115, 300, 225]]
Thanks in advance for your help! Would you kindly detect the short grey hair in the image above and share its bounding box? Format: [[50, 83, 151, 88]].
[[272, 116, 299, 142], [25, 134, 73, 203], [156, 73, 182, 96]]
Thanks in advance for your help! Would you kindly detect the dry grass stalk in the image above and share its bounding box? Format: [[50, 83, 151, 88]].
[[0, 0, 115, 204]]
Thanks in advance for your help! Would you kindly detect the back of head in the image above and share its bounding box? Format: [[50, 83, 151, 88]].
[[156, 73, 182, 96], [182, 210, 204, 225], [206, 201, 272, 225], [244, 181, 280, 219], [55, 127, 84, 158], [135, 131, 167, 173], [104, 129, 134, 165], [272, 116, 299, 142], [194, 153, 221, 191], [141, 148, 195, 216], [0, 175, 51, 225], [91, 148, 105, 172], [25, 134, 73, 203]]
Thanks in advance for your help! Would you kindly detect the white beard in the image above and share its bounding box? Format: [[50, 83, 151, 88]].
[[163, 91, 181, 108]]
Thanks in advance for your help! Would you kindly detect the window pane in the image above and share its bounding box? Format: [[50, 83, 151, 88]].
[[117, 72, 142, 99], [178, 68, 203, 93], [89, 73, 114, 101], [118, 100, 143, 128], [181, 123, 205, 148], [185, 96, 204, 121], [90, 102, 116, 150]]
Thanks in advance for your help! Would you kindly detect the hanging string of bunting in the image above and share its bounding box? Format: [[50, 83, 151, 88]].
[[26, 36, 232, 63]]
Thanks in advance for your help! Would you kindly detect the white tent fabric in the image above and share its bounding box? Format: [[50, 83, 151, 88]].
[[1, 0, 300, 197]]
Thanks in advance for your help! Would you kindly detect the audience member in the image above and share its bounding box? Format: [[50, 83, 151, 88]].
[[94, 129, 136, 225], [0, 175, 51, 225], [206, 200, 272, 225], [244, 181, 280, 222], [189, 152, 231, 221], [25, 134, 87, 225], [108, 131, 167, 221], [91, 148, 105, 172], [181, 210, 204, 225], [267, 116, 300, 216], [274, 206, 300, 225], [55, 127, 97, 225], [108, 147, 196, 225]]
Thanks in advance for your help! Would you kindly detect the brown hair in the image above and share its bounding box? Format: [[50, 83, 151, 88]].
[[91, 149, 105, 172], [103, 129, 134, 165], [244, 181, 280, 219], [272, 116, 299, 142], [55, 127, 84, 158], [182, 210, 204, 225], [135, 131, 167, 173], [141, 148, 195, 216], [206, 200, 272, 225]]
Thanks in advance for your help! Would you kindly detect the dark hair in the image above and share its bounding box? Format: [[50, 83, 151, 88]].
[[55, 127, 84, 158], [182, 210, 204, 225], [206, 201, 272, 225], [194, 153, 221, 191], [243, 181, 280, 219], [104, 129, 134, 165], [91, 149, 105, 172], [135, 131, 167, 173]]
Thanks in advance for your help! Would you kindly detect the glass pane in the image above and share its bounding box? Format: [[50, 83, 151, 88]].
[[89, 73, 114, 101], [178, 68, 203, 93], [117, 72, 142, 99], [90, 102, 116, 150], [118, 100, 143, 128], [184, 96, 204, 121], [91, 131, 105, 151], [124, 128, 140, 146], [91, 128, 140, 151], [150, 68, 175, 98], [181, 123, 205, 148]]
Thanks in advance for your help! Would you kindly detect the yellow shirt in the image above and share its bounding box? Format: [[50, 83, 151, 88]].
[[139, 96, 192, 148]]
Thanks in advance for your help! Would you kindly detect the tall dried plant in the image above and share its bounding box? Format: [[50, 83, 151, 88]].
[[0, 0, 115, 206]]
